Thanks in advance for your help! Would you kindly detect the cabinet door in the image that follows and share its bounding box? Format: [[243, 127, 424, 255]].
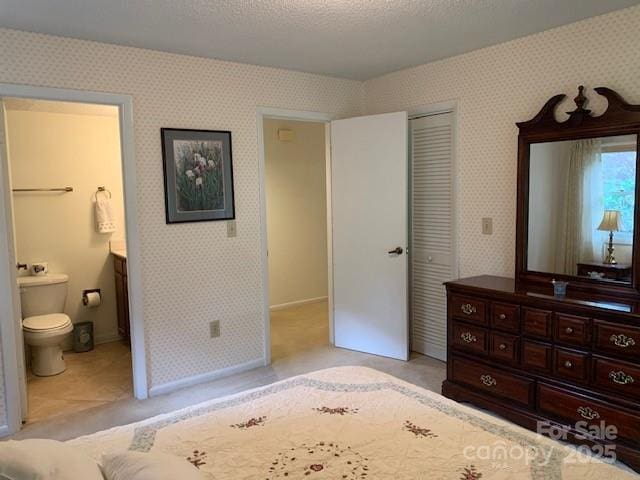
[[114, 271, 127, 338]]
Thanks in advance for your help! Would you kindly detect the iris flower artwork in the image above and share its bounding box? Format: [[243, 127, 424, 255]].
[[161, 129, 235, 223]]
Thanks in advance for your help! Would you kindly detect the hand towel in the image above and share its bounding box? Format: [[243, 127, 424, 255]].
[[95, 196, 117, 233]]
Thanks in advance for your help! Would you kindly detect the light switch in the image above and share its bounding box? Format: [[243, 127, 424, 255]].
[[482, 217, 493, 235], [210, 320, 221, 338], [226, 220, 237, 237]]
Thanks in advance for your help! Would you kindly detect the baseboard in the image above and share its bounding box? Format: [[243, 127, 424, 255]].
[[94, 333, 123, 345], [411, 341, 446, 362], [270, 296, 327, 311], [148, 358, 264, 397]]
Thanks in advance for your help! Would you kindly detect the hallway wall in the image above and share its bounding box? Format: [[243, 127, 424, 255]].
[[264, 119, 328, 308]]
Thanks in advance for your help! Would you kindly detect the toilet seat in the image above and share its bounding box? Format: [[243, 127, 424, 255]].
[[23, 313, 71, 332]]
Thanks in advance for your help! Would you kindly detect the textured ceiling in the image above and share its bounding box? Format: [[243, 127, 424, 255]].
[[0, 0, 638, 80]]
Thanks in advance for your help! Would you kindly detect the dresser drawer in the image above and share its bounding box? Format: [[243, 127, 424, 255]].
[[451, 295, 487, 325], [489, 332, 518, 363], [523, 308, 552, 339], [538, 384, 640, 443], [522, 341, 552, 373], [594, 320, 640, 359], [555, 314, 591, 347], [452, 322, 487, 355], [451, 356, 534, 406], [593, 357, 640, 399], [490, 302, 520, 333], [554, 348, 589, 383]]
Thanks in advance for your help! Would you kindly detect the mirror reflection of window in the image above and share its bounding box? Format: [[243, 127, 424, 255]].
[[527, 134, 636, 282]]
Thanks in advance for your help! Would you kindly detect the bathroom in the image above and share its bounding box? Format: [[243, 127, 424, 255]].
[[3, 98, 132, 423]]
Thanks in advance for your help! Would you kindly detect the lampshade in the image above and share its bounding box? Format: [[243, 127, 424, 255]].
[[597, 210, 622, 232]]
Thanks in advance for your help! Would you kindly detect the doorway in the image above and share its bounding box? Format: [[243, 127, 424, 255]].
[[258, 106, 455, 367], [262, 116, 332, 361], [3, 98, 132, 423], [0, 84, 147, 435]]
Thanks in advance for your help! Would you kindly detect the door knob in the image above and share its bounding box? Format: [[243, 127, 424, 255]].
[[388, 247, 403, 255]]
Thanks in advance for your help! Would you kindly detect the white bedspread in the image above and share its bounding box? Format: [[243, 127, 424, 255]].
[[69, 366, 637, 479]]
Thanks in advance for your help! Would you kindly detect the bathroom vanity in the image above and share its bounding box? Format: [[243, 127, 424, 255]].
[[112, 252, 130, 343]]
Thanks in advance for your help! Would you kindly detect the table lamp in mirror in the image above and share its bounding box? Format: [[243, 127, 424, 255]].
[[598, 209, 622, 264]]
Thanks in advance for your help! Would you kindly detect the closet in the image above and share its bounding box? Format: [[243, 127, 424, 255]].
[[410, 112, 455, 361]]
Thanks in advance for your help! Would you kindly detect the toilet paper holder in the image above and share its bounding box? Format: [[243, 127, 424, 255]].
[[82, 289, 101, 306]]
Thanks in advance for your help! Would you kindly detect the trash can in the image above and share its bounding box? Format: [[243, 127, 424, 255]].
[[73, 321, 94, 353]]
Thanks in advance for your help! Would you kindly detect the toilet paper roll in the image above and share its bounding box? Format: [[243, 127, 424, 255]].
[[32, 262, 48, 276], [83, 291, 101, 308]]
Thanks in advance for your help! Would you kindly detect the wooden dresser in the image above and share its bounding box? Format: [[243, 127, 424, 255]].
[[443, 275, 640, 470]]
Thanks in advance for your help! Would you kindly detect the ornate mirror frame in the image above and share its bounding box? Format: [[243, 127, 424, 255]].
[[516, 86, 640, 299]]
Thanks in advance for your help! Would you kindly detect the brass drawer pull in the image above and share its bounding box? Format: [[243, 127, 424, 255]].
[[460, 332, 477, 343], [610, 334, 636, 348], [609, 370, 635, 385], [565, 327, 574, 334], [480, 374, 497, 387], [577, 406, 600, 420], [564, 360, 573, 369], [498, 313, 506, 320], [461, 303, 477, 316], [498, 343, 508, 351]]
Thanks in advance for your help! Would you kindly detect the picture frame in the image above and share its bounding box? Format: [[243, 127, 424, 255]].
[[161, 128, 235, 223]]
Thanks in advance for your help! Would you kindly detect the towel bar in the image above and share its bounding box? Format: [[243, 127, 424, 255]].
[[12, 187, 73, 193]]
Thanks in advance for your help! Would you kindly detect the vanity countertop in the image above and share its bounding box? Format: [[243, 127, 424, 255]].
[[110, 248, 127, 259]]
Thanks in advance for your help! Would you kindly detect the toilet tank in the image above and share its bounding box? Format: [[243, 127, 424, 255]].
[[17, 273, 69, 318]]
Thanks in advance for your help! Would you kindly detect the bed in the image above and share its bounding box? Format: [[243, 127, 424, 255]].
[[69, 366, 637, 479]]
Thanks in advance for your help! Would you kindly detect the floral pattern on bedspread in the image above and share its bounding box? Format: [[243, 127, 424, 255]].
[[68, 366, 637, 479], [313, 406, 359, 416]]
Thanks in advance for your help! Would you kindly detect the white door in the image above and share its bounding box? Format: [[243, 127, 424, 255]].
[[0, 98, 28, 423], [410, 112, 455, 361], [331, 111, 409, 360]]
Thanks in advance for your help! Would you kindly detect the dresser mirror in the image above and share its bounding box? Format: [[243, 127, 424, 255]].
[[516, 86, 640, 298], [528, 134, 637, 282]]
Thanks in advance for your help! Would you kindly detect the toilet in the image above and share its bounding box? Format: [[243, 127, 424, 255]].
[[18, 273, 73, 376]]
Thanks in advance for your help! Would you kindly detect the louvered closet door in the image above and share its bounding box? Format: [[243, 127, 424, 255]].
[[410, 112, 455, 361]]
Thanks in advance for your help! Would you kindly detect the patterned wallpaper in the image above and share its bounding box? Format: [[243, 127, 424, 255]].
[[0, 27, 362, 426], [1, 3, 639, 431], [363, 4, 640, 280]]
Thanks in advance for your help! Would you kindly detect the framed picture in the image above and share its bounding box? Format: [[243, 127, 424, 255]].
[[161, 128, 235, 223]]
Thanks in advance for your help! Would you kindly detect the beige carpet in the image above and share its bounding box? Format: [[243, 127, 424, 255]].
[[11, 300, 446, 441]]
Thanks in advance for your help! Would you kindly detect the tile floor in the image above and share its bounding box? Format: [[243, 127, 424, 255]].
[[26, 341, 133, 423]]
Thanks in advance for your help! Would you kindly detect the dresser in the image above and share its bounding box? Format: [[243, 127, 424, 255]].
[[443, 275, 640, 470]]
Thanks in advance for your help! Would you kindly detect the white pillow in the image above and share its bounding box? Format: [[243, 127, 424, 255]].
[[101, 451, 204, 480], [0, 439, 104, 480]]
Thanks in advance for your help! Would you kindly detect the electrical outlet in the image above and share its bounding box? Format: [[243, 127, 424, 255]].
[[482, 217, 493, 235], [209, 320, 221, 338], [226, 220, 237, 237]]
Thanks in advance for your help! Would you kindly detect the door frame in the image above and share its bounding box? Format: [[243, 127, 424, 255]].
[[256, 107, 336, 365], [0, 83, 148, 435]]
